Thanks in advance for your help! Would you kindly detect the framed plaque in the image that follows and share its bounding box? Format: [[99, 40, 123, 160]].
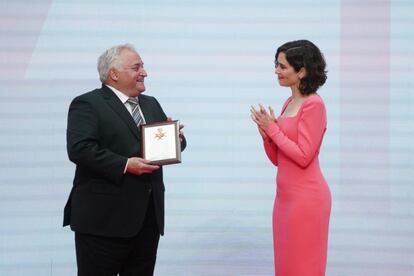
[[140, 120, 181, 165]]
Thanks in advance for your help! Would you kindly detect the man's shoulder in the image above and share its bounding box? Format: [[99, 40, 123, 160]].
[[68, 88, 107, 111], [70, 87, 108, 104], [76, 87, 104, 99]]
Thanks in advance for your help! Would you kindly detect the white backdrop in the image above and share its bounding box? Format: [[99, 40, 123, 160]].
[[0, 0, 413, 275]]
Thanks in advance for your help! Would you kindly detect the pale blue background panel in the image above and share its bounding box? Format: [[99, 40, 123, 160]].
[[0, 0, 413, 275]]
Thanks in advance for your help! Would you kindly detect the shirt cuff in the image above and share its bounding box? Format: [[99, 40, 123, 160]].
[[124, 159, 129, 174]]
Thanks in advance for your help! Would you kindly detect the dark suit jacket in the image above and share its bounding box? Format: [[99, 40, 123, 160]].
[[63, 84, 186, 237]]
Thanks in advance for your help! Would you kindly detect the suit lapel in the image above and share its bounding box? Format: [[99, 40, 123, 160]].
[[138, 96, 154, 124], [101, 85, 140, 140]]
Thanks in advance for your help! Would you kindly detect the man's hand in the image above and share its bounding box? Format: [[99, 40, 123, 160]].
[[126, 157, 159, 175], [167, 117, 185, 141]]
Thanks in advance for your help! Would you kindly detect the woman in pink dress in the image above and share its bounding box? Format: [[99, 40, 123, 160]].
[[251, 40, 331, 276]]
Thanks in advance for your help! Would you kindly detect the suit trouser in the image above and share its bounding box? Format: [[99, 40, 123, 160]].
[[75, 194, 160, 276]]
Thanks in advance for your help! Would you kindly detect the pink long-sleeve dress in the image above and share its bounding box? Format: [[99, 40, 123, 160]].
[[263, 95, 331, 276]]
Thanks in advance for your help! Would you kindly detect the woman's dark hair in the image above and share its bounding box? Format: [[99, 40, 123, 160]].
[[276, 40, 327, 95]]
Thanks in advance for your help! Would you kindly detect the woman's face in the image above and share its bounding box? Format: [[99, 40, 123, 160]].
[[275, 52, 301, 88]]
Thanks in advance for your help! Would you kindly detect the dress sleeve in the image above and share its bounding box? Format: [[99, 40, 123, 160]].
[[260, 97, 292, 167], [265, 98, 326, 168], [263, 139, 278, 166]]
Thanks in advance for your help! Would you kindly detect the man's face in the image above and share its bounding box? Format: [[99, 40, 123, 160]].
[[112, 49, 147, 97]]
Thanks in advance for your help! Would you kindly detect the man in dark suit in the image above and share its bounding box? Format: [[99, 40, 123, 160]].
[[63, 44, 186, 276]]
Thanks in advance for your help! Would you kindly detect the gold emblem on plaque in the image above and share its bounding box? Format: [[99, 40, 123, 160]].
[[154, 128, 167, 140]]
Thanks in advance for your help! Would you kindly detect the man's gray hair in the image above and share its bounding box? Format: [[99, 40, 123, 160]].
[[97, 44, 136, 83]]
